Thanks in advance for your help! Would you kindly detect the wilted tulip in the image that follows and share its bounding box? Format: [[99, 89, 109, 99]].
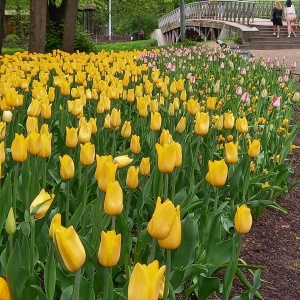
[[234, 204, 252, 234], [158, 207, 181, 250], [150, 112, 162, 131], [147, 197, 178, 240], [54, 225, 86, 272], [5, 207, 16, 236], [130, 135, 141, 154], [206, 159, 228, 187], [248, 139, 261, 158], [194, 112, 209, 136], [128, 260, 166, 300], [155, 143, 176, 173], [225, 141, 239, 164], [126, 166, 139, 189], [98, 230, 121, 267], [235, 117, 248, 134], [80, 142, 95, 166], [104, 181, 123, 216], [113, 155, 133, 168], [66, 127, 78, 148], [59, 155, 75, 180], [11, 133, 28, 162], [30, 189, 55, 220]]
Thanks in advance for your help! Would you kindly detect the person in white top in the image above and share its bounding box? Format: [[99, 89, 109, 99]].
[[285, 0, 296, 37]]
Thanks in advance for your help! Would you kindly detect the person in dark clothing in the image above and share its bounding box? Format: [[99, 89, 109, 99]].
[[272, 1, 283, 37]]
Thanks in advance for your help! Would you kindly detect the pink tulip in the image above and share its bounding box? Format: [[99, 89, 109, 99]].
[[241, 92, 249, 103], [236, 86, 243, 95], [272, 96, 281, 108]]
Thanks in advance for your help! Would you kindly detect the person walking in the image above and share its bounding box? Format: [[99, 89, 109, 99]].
[[272, 1, 283, 37], [285, 0, 296, 37]]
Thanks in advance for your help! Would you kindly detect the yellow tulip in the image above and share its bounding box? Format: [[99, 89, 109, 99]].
[[206, 96, 217, 110], [121, 121, 132, 138], [11, 133, 28, 162], [180, 90, 187, 102], [80, 142, 95, 166], [176, 78, 185, 92], [137, 98, 148, 117], [95, 155, 117, 192], [206, 159, 228, 187], [54, 225, 86, 272], [104, 181, 123, 216], [26, 116, 38, 133], [223, 112, 235, 130], [173, 141, 182, 168], [168, 103, 175, 117], [159, 129, 173, 146], [66, 127, 78, 148], [139, 157, 150, 176], [49, 213, 61, 240], [30, 189, 55, 220], [78, 122, 92, 144], [194, 112, 209, 136], [98, 230, 121, 267], [176, 117, 186, 134], [40, 124, 50, 135], [150, 99, 159, 113], [88, 118, 97, 134], [5, 207, 16, 236], [147, 197, 178, 240], [38, 133, 52, 158], [234, 204, 252, 234], [59, 155, 75, 180], [158, 207, 181, 250], [27, 99, 42, 117], [0, 122, 5, 141], [235, 117, 248, 134], [225, 142, 239, 164], [41, 102, 52, 119], [97, 99, 105, 114], [60, 80, 70, 96], [0, 141, 5, 164], [113, 155, 133, 168], [150, 112, 162, 131], [130, 135, 141, 154], [126, 166, 139, 189], [187, 98, 199, 116], [170, 81, 177, 94], [110, 108, 121, 128], [248, 139, 261, 158], [27, 131, 42, 156], [155, 143, 176, 173], [104, 114, 111, 129], [0, 277, 10, 300], [128, 260, 166, 300], [214, 115, 223, 130]]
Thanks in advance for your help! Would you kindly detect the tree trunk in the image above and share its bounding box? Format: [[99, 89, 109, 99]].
[[47, 0, 67, 33], [62, 0, 78, 53], [0, 0, 6, 55], [29, 0, 47, 53]]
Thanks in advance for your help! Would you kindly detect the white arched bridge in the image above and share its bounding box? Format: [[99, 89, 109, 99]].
[[154, 0, 300, 45]]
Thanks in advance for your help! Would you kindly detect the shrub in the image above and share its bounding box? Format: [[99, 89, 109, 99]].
[[4, 34, 21, 48]]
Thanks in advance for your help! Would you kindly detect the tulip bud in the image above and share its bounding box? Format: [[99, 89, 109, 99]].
[[261, 89, 268, 99], [126, 166, 139, 189], [176, 117, 186, 133], [66, 127, 78, 148], [54, 225, 86, 272], [5, 207, 16, 235], [240, 92, 249, 103], [130, 135, 141, 154], [121, 121, 132, 138], [2, 111, 13, 123], [213, 80, 220, 93], [234, 204, 252, 234], [292, 92, 300, 102], [110, 108, 121, 128], [11, 133, 28, 162], [248, 139, 260, 158], [59, 155, 75, 180], [104, 181, 123, 216], [113, 155, 133, 168], [139, 157, 150, 176], [30, 189, 55, 220], [98, 230, 121, 267], [272, 96, 281, 108], [236, 86, 242, 95]]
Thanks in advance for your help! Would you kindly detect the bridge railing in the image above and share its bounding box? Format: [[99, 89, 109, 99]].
[[158, 1, 256, 29]]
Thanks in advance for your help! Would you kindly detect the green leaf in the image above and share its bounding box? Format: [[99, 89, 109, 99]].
[[45, 243, 56, 300], [197, 276, 221, 300], [61, 286, 73, 300], [69, 200, 85, 228]]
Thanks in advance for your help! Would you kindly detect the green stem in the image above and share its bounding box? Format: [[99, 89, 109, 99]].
[[189, 137, 202, 193], [9, 235, 13, 254], [13, 162, 20, 217], [213, 187, 219, 217], [65, 180, 70, 227], [42, 158, 47, 188], [111, 215, 116, 231], [148, 238, 157, 263], [164, 173, 169, 199], [92, 189, 104, 248], [81, 166, 89, 229], [171, 168, 177, 202], [125, 189, 132, 221], [30, 216, 35, 274], [71, 269, 81, 300], [163, 250, 172, 300], [103, 267, 109, 300], [111, 129, 116, 156], [31, 155, 35, 203], [88, 267, 95, 300]]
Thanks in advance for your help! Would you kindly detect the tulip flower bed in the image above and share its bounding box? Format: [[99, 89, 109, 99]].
[[0, 45, 299, 300]]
